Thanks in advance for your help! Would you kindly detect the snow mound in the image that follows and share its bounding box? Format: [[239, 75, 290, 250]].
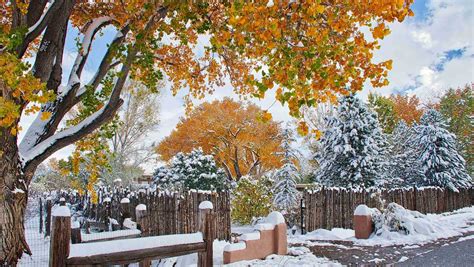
[[240, 232, 260, 241], [123, 218, 137, 229], [136, 204, 147, 211], [224, 242, 246, 252], [254, 223, 275, 231], [305, 228, 355, 241], [199, 201, 213, 210], [52, 206, 70, 217], [373, 203, 440, 236], [354, 204, 371, 216], [266, 211, 285, 225], [103, 197, 111, 202], [120, 198, 130, 204]]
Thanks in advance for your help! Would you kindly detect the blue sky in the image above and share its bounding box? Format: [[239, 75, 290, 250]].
[[20, 0, 474, 171]]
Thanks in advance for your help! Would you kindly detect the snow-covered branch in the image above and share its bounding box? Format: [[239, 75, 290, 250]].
[[63, 16, 113, 97], [16, 0, 64, 57]]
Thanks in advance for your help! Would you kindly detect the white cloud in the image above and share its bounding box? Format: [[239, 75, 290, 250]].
[[362, 0, 473, 103], [411, 30, 433, 49]]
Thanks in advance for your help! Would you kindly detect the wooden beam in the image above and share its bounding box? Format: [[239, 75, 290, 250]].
[[66, 242, 206, 266]]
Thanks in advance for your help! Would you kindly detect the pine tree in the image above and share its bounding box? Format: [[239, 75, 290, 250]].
[[153, 148, 228, 191], [273, 127, 300, 215], [314, 94, 388, 188], [409, 109, 472, 191], [386, 120, 424, 187]]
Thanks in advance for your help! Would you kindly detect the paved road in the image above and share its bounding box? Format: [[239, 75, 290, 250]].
[[398, 238, 474, 267]]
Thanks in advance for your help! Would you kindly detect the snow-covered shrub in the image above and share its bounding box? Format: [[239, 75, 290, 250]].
[[372, 203, 438, 236], [153, 148, 229, 191], [314, 94, 388, 188], [231, 175, 274, 225]]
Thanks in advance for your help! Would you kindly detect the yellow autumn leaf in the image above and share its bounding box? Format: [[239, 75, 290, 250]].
[[40, 111, 52, 121], [261, 111, 273, 123], [297, 121, 309, 136]]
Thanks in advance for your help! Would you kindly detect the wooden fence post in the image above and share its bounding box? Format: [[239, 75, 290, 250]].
[[49, 206, 71, 267], [136, 204, 148, 235], [71, 221, 82, 244], [120, 197, 131, 229], [45, 197, 52, 237], [39, 197, 43, 234], [198, 201, 214, 267]]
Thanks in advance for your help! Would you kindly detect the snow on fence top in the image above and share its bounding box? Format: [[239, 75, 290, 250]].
[[224, 241, 246, 252], [198, 201, 213, 210], [52, 206, 70, 217], [255, 223, 275, 231], [304, 185, 462, 194], [81, 229, 141, 242], [240, 232, 260, 241], [266, 211, 285, 225], [136, 204, 146, 211], [69, 232, 203, 258], [354, 204, 371, 216]]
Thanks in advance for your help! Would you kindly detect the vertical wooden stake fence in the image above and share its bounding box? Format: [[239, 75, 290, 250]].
[[49, 206, 71, 267]]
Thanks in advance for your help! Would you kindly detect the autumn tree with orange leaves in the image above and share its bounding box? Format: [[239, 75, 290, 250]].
[[157, 98, 284, 181], [0, 1, 413, 263], [390, 94, 424, 125], [368, 93, 424, 133]]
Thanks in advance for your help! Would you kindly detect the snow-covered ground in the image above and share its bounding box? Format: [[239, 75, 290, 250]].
[[290, 206, 474, 247], [20, 205, 474, 266]]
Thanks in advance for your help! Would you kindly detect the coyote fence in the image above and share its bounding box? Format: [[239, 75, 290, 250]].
[[302, 186, 474, 232], [47, 188, 231, 241]]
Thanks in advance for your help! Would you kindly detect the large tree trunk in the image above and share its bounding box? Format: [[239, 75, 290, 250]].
[[0, 127, 33, 266]]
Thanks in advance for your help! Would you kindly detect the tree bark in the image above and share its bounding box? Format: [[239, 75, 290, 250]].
[[0, 127, 32, 266]]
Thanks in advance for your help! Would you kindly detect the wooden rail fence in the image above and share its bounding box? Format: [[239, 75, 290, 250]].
[[302, 186, 474, 232], [50, 202, 216, 267]]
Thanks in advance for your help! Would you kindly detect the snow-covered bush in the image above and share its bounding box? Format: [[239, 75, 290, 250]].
[[231, 175, 274, 225], [153, 148, 229, 191], [408, 109, 472, 191], [314, 94, 388, 188], [372, 203, 437, 236]]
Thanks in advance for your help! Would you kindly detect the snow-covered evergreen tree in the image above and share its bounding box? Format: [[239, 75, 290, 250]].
[[314, 94, 388, 188], [409, 109, 472, 191], [153, 148, 229, 191], [386, 120, 424, 187], [273, 127, 300, 215]]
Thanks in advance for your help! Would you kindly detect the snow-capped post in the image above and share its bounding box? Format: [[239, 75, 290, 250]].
[[45, 197, 52, 237], [135, 204, 148, 235], [198, 201, 214, 267], [59, 197, 66, 206], [354, 204, 373, 239], [120, 197, 131, 229], [104, 197, 112, 231], [49, 206, 71, 267]]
